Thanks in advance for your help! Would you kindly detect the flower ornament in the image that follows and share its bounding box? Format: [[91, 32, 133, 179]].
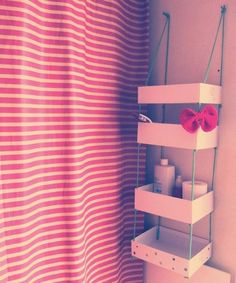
[[179, 105, 218, 133]]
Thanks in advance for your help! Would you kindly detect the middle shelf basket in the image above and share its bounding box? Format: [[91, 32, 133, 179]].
[[135, 184, 213, 224]]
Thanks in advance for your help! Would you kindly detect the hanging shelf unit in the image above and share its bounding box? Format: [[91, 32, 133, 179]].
[[131, 83, 222, 278], [132, 5, 226, 279]]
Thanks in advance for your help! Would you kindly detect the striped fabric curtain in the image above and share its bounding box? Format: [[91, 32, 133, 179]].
[[0, 1, 148, 283]]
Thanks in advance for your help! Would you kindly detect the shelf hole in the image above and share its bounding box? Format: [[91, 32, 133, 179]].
[[133, 252, 136, 255], [155, 252, 157, 256], [136, 245, 139, 248], [184, 268, 188, 272], [145, 254, 148, 257], [172, 257, 175, 261], [159, 261, 162, 265], [172, 267, 175, 270]]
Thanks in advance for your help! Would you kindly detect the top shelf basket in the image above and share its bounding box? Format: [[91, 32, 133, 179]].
[[138, 83, 221, 104]]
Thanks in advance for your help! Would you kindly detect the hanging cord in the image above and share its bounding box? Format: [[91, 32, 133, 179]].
[[133, 107, 141, 240], [145, 13, 170, 86], [164, 12, 170, 86], [203, 5, 226, 84], [133, 12, 170, 241], [188, 6, 227, 257], [136, 106, 142, 189], [197, 5, 226, 114], [208, 6, 226, 242], [158, 13, 170, 239], [161, 12, 170, 159], [219, 5, 226, 86]]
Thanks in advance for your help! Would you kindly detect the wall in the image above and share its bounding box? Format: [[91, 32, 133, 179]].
[[145, 1, 236, 282]]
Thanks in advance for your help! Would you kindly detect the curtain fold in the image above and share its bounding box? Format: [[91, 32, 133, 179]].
[[0, 1, 148, 282]]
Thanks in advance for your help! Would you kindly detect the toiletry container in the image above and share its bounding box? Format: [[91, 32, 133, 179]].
[[172, 175, 183, 198], [154, 159, 175, 195], [153, 176, 162, 193], [182, 181, 208, 200]]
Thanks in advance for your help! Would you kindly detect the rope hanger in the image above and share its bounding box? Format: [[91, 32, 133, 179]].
[[133, 12, 170, 240], [146, 5, 226, 88], [145, 12, 170, 86], [203, 5, 226, 85]]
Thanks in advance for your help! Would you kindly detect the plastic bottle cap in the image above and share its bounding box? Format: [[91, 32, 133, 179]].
[[160, 159, 168, 166]]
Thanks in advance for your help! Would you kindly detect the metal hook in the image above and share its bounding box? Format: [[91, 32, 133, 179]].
[[221, 5, 227, 15], [163, 12, 170, 19]]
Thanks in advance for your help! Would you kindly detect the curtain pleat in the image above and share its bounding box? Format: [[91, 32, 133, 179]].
[[0, 0, 148, 282]]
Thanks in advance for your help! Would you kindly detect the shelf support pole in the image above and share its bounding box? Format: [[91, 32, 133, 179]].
[[208, 147, 217, 241], [188, 149, 197, 259], [160, 12, 170, 159], [191, 149, 197, 201], [133, 139, 141, 240]]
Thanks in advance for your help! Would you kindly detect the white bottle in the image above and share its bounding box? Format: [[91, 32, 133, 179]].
[[172, 175, 183, 198], [154, 159, 175, 195]]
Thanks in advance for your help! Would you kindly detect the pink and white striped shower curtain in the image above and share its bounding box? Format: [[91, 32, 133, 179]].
[[0, 1, 148, 282]]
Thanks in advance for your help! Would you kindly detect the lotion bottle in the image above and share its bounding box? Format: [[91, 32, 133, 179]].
[[154, 159, 175, 195]]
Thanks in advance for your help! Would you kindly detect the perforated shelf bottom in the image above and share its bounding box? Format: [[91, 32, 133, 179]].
[[132, 226, 211, 278]]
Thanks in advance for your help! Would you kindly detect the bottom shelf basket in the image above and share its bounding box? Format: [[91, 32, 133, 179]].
[[131, 226, 212, 278]]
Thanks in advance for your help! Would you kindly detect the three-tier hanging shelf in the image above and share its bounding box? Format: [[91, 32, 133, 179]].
[[132, 83, 221, 278], [132, 6, 226, 279]]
